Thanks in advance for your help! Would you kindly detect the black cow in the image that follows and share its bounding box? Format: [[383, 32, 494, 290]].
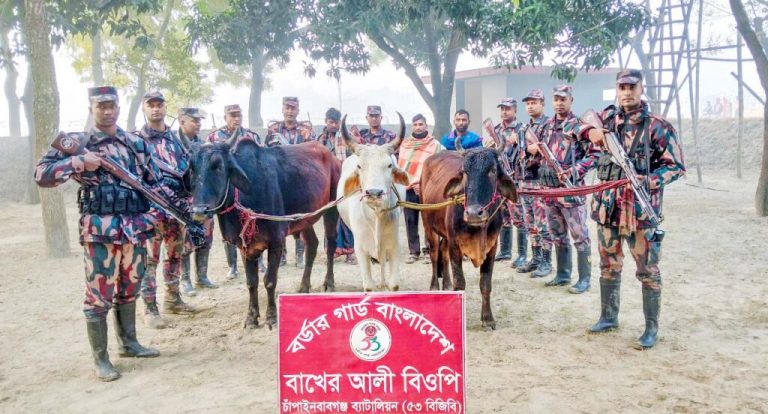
[[185, 135, 341, 329], [420, 137, 517, 330]]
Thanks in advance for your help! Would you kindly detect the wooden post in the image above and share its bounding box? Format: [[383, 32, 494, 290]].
[[737, 33, 744, 179]]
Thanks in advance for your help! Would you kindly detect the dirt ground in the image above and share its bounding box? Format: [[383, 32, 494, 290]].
[[0, 169, 767, 414]]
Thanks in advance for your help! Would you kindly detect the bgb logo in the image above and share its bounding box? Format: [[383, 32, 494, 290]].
[[349, 319, 391, 362]]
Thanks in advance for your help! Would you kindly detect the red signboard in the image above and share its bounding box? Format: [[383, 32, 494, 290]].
[[278, 292, 466, 414]]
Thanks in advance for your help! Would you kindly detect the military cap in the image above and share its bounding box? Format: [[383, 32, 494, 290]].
[[142, 90, 165, 103], [616, 69, 643, 85], [552, 85, 573, 98], [283, 96, 299, 107], [522, 89, 545, 102], [366, 105, 382, 115], [325, 107, 341, 121], [497, 97, 517, 108], [178, 107, 206, 119], [224, 104, 242, 114], [88, 86, 119, 103]]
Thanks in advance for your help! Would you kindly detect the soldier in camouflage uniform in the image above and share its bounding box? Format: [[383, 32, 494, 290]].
[[577, 69, 685, 349], [359, 105, 397, 145], [177, 107, 218, 296], [35, 86, 160, 381], [266, 96, 315, 267], [536, 86, 599, 294], [517, 89, 554, 278], [136, 91, 197, 328], [206, 104, 263, 278], [486, 98, 528, 267]]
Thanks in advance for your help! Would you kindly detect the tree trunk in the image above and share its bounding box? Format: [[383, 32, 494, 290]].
[[730, 0, 768, 215], [84, 30, 104, 130], [1, 24, 21, 137], [249, 51, 265, 127], [23, 0, 71, 256], [22, 62, 40, 204], [128, 0, 175, 130]]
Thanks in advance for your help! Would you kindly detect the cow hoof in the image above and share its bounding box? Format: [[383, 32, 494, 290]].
[[243, 318, 260, 329], [266, 317, 277, 330], [389, 285, 400, 292], [364, 288, 373, 293], [482, 321, 497, 331], [323, 283, 335, 292], [297, 284, 310, 294], [429, 285, 440, 291]]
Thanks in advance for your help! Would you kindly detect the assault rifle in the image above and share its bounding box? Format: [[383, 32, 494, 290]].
[[524, 128, 574, 188], [51, 131, 207, 247], [580, 110, 661, 227], [482, 118, 514, 177]]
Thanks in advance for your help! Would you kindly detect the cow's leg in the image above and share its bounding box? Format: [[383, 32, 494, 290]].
[[356, 250, 375, 292], [298, 227, 319, 294], [322, 209, 338, 292], [263, 245, 282, 330], [388, 248, 401, 292], [426, 234, 441, 290], [479, 250, 496, 330], [449, 242, 465, 291], [244, 254, 261, 329], [440, 238, 453, 291]]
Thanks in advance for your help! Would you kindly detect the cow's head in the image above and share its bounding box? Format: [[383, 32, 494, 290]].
[[186, 132, 252, 221], [443, 136, 517, 226], [340, 112, 409, 208]]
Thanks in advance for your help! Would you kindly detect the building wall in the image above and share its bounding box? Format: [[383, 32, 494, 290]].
[[451, 71, 618, 129]]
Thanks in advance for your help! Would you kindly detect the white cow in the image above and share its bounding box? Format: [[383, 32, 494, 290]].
[[336, 113, 409, 291]]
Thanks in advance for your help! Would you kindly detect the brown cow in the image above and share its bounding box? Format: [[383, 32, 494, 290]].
[[420, 137, 517, 330]]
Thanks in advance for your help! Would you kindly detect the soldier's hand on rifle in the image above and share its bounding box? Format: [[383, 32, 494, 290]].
[[588, 128, 608, 146], [557, 168, 572, 183], [299, 121, 312, 139], [82, 152, 101, 172], [527, 143, 539, 155]]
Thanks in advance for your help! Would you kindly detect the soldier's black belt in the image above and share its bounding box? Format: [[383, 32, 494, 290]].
[[78, 184, 150, 215]]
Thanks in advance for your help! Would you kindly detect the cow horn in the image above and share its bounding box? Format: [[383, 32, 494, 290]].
[[454, 135, 465, 155], [341, 115, 357, 153], [388, 112, 406, 153]]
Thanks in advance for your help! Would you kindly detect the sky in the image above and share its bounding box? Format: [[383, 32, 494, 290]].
[[0, 0, 761, 137]]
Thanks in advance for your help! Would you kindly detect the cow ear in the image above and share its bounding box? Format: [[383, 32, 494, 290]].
[[228, 157, 252, 193], [443, 172, 465, 198], [343, 171, 361, 196], [392, 167, 410, 186], [498, 171, 517, 203]]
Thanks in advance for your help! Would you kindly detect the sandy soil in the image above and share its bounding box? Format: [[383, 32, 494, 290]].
[[0, 169, 766, 413]]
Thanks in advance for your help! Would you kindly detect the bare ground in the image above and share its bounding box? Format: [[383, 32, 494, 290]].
[[0, 170, 766, 413]]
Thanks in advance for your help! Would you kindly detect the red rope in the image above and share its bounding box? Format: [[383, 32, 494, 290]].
[[517, 179, 629, 198]]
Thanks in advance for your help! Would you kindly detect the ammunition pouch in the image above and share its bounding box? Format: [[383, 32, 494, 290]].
[[539, 165, 562, 188], [161, 175, 188, 198], [78, 184, 150, 215], [597, 153, 626, 181]]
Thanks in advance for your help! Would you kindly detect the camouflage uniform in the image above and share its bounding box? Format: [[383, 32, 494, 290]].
[[35, 85, 160, 381], [539, 97, 599, 292], [270, 121, 317, 145], [359, 105, 396, 145], [517, 94, 553, 277], [576, 69, 686, 348], [492, 109, 527, 265], [137, 122, 192, 313]]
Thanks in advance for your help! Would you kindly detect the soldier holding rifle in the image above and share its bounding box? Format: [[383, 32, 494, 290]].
[[575, 69, 686, 349]]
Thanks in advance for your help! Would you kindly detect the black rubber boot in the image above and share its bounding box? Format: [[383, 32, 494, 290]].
[[225, 243, 240, 279], [113, 302, 160, 358], [86, 317, 121, 381], [517, 246, 541, 274], [545, 245, 571, 286], [568, 250, 591, 294], [636, 287, 660, 349], [589, 279, 621, 332], [494, 227, 512, 261], [532, 248, 553, 278], [194, 248, 218, 289], [180, 254, 197, 296], [295, 238, 305, 269], [512, 230, 528, 268]]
